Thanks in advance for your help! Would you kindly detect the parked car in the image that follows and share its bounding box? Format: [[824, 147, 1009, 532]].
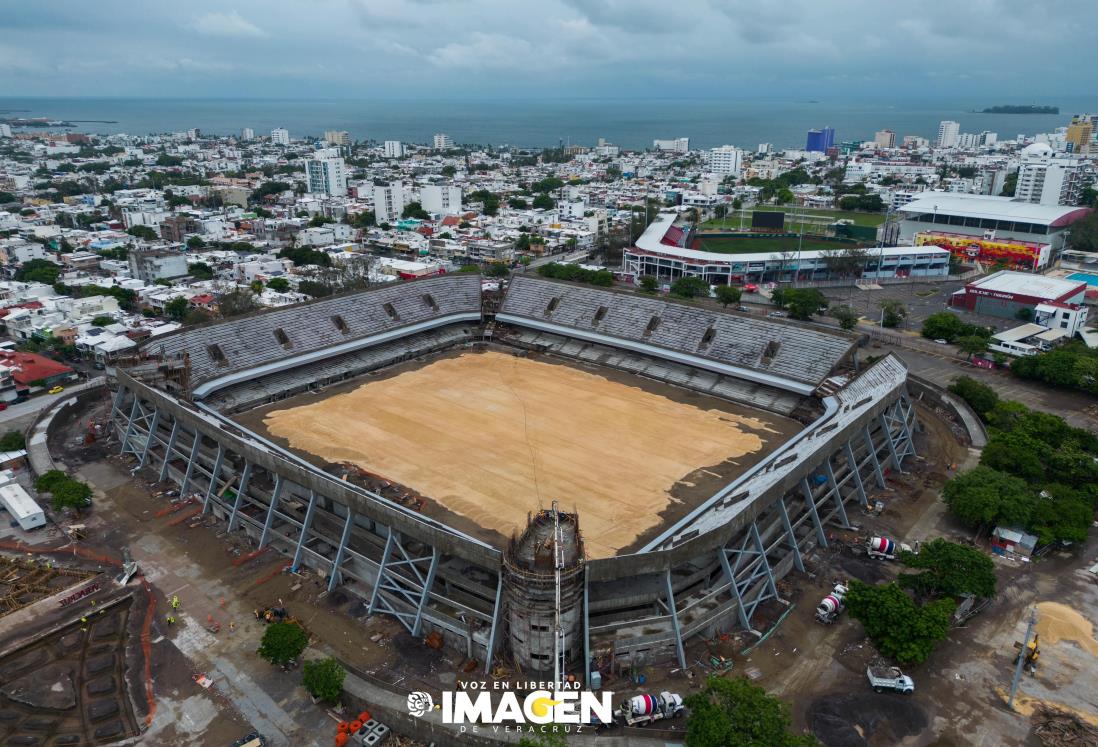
[[933, 339, 948, 344], [768, 311, 786, 318], [48, 386, 64, 394], [736, 305, 751, 312]]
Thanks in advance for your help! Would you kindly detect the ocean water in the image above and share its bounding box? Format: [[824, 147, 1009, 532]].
[[1, 96, 1094, 151]]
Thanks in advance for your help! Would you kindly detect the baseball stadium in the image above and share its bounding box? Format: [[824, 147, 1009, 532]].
[[109, 265, 917, 682]]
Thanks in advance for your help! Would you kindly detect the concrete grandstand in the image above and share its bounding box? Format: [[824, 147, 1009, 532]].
[[109, 273, 917, 680]]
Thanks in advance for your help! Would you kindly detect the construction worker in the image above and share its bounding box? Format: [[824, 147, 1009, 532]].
[[166, 615, 176, 626], [170, 595, 180, 610]]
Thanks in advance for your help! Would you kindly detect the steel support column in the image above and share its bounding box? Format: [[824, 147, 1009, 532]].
[[824, 459, 851, 528], [749, 521, 780, 604], [483, 574, 505, 676], [582, 566, 592, 685], [879, 413, 902, 472], [863, 425, 886, 488], [259, 475, 283, 549], [776, 495, 804, 573], [202, 444, 225, 514], [137, 408, 160, 469], [119, 398, 140, 457], [800, 478, 828, 546], [291, 490, 317, 572], [179, 431, 202, 496], [664, 569, 687, 670], [327, 510, 355, 593], [227, 461, 252, 531], [157, 420, 180, 482], [368, 530, 395, 616], [717, 547, 752, 630], [411, 548, 439, 636], [844, 440, 869, 508]]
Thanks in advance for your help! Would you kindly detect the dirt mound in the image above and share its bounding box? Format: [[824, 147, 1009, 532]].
[[809, 691, 927, 746]]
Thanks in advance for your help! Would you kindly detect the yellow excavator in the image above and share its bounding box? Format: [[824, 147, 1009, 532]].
[[1014, 633, 1040, 674]]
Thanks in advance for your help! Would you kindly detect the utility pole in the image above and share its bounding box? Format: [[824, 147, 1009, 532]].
[[1008, 607, 1038, 710]]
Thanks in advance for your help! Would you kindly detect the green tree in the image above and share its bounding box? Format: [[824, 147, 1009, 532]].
[[258, 622, 309, 667], [188, 262, 215, 280], [15, 259, 63, 285], [0, 430, 25, 451], [51, 480, 92, 512], [532, 193, 555, 210], [127, 225, 158, 241], [899, 539, 996, 599], [266, 277, 290, 292], [164, 296, 189, 321], [298, 280, 332, 297], [458, 264, 480, 274], [921, 312, 965, 342], [484, 263, 510, 279], [186, 235, 206, 249], [639, 275, 659, 294], [308, 214, 334, 227], [669, 276, 711, 299], [685, 677, 817, 747], [90, 315, 115, 327], [956, 335, 989, 361], [218, 288, 258, 317], [830, 305, 860, 330], [301, 657, 346, 703], [947, 376, 999, 418], [844, 581, 956, 665], [784, 288, 829, 320], [878, 298, 907, 328], [401, 201, 430, 220], [1028, 483, 1094, 546], [714, 285, 742, 308], [941, 465, 1033, 531], [508, 196, 529, 209]]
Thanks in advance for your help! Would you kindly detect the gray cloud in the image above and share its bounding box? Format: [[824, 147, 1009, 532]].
[[0, 0, 1093, 98]]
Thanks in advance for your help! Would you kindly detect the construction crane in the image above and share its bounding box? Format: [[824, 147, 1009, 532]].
[[552, 500, 567, 692]]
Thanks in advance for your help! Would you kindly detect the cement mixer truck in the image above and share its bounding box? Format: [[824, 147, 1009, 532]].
[[618, 692, 684, 726], [866, 536, 918, 561], [815, 582, 848, 624]]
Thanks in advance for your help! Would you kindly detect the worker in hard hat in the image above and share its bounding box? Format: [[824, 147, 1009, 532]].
[[166, 615, 176, 625], [170, 595, 180, 610]]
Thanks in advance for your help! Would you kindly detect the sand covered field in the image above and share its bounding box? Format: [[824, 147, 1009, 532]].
[[262, 351, 794, 558]]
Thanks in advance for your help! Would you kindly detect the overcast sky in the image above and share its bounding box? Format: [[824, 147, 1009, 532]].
[[0, 0, 1092, 99]]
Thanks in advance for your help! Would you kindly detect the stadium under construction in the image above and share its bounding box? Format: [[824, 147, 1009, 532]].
[[109, 271, 917, 683]]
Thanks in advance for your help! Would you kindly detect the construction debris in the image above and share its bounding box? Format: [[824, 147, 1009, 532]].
[[1032, 706, 1098, 746]]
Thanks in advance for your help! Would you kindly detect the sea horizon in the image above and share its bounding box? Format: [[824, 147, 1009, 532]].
[[2, 95, 1095, 151]]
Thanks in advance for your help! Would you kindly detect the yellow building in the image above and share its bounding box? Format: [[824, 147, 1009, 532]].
[[1066, 116, 1094, 153]]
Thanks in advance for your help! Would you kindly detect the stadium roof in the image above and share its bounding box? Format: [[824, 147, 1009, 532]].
[[897, 193, 1091, 228], [968, 270, 1085, 300]]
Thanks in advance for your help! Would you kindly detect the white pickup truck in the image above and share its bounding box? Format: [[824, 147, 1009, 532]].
[[866, 666, 915, 694]]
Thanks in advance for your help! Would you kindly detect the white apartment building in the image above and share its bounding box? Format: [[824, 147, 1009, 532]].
[[433, 133, 454, 150], [384, 140, 403, 159], [271, 128, 290, 146], [1014, 143, 1093, 206], [653, 138, 690, 153], [304, 149, 348, 197], [420, 185, 462, 215], [324, 130, 350, 146], [241, 127, 254, 140], [937, 120, 960, 148], [0, 124, 12, 138], [706, 146, 742, 177], [874, 130, 896, 148], [374, 183, 406, 223]]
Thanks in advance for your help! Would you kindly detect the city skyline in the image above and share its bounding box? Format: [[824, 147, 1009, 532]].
[[1, 0, 1095, 99]]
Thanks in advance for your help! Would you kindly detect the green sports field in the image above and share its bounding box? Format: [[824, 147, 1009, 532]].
[[701, 206, 887, 229], [693, 235, 867, 254]]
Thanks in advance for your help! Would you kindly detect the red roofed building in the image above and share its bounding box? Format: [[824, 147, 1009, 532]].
[[0, 351, 75, 390]]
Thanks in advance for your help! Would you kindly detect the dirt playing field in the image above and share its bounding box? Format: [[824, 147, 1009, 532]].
[[260, 350, 797, 558]]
